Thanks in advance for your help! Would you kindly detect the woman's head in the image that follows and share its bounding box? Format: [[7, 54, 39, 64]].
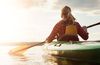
[[61, 6, 71, 18], [61, 6, 75, 24]]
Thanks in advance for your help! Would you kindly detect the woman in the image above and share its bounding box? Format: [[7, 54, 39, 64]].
[[45, 6, 89, 43]]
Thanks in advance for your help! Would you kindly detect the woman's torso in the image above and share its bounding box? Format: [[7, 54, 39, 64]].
[[56, 20, 79, 41]]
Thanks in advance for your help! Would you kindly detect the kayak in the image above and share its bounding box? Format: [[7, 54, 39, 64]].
[[45, 41, 100, 63]]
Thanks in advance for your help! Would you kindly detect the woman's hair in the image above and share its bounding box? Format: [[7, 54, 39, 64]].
[[61, 6, 75, 24]]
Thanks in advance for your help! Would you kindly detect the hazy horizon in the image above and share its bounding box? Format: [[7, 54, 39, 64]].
[[0, 0, 100, 43]]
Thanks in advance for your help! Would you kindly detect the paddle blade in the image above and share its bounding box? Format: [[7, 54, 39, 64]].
[[9, 44, 32, 56], [8, 42, 45, 56]]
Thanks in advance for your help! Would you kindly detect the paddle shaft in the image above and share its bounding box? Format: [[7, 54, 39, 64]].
[[18, 42, 45, 52], [20, 40, 100, 51], [86, 22, 100, 28]]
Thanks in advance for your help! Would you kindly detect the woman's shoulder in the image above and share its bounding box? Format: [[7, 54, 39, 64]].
[[74, 21, 80, 25], [56, 20, 64, 25], [54, 20, 66, 28]]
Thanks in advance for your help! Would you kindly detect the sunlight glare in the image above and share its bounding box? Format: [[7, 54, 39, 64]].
[[46, 0, 57, 9]]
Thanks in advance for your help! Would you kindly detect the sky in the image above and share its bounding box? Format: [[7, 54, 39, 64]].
[[0, 0, 100, 43]]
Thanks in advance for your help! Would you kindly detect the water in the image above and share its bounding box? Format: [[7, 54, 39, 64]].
[[0, 45, 57, 65], [0, 44, 99, 65]]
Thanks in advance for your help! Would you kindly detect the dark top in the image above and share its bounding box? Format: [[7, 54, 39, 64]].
[[46, 20, 89, 42]]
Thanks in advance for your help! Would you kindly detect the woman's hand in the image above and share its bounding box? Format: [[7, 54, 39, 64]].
[[45, 40, 51, 43], [82, 26, 88, 32]]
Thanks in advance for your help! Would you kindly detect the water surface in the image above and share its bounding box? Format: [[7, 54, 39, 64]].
[[0, 43, 99, 65]]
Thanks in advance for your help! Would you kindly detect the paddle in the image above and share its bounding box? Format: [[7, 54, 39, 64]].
[[9, 22, 100, 56], [9, 41, 45, 56], [86, 22, 100, 28]]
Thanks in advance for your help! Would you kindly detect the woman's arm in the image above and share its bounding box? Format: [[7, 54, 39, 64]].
[[76, 22, 89, 40], [46, 22, 61, 43]]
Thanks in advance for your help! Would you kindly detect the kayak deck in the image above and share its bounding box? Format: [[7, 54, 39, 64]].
[[45, 41, 100, 63], [46, 41, 100, 50]]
